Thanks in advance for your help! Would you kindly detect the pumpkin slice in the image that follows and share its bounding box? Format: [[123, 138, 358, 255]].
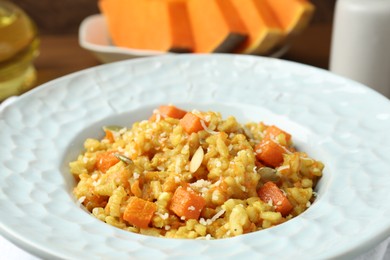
[[265, 0, 315, 35], [187, 0, 247, 53], [99, 0, 193, 53], [167, 0, 194, 53], [99, 0, 141, 49], [230, 0, 284, 55], [98, 0, 121, 45]]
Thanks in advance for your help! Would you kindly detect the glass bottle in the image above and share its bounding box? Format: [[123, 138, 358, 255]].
[[0, 0, 39, 102]]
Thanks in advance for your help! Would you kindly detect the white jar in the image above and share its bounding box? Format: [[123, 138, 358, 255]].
[[329, 0, 390, 98]]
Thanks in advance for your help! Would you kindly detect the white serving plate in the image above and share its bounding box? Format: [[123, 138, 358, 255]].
[[79, 14, 289, 63], [1, 54, 390, 259]]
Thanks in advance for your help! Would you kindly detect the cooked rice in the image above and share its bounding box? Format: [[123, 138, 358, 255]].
[[70, 107, 323, 239]]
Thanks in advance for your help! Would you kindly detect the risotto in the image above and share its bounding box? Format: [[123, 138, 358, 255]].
[[70, 105, 324, 239]]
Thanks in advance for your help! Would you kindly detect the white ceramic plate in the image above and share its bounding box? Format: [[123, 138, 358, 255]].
[[1, 54, 390, 259], [79, 14, 289, 63]]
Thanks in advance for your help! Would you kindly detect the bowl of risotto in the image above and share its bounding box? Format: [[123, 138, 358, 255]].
[[1, 54, 390, 259], [71, 104, 323, 239]]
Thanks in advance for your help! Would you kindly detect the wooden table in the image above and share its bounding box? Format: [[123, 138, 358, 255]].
[[33, 23, 333, 88]]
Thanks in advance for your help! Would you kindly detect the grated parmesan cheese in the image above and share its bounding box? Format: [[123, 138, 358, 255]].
[[200, 120, 219, 135], [199, 209, 225, 226], [92, 179, 101, 187], [199, 218, 212, 226], [210, 209, 225, 222], [190, 179, 211, 193], [174, 176, 181, 183], [215, 160, 222, 168], [156, 212, 169, 220]]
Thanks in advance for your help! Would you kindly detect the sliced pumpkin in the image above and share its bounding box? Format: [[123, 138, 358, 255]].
[[187, 0, 247, 53], [98, 0, 121, 46], [167, 0, 194, 53], [265, 0, 315, 35], [99, 0, 314, 55], [99, 0, 193, 52], [230, 0, 284, 55]]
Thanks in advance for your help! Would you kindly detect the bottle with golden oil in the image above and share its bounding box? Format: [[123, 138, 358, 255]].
[[0, 0, 39, 102]]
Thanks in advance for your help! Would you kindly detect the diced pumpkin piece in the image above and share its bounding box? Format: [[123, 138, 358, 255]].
[[187, 0, 247, 53], [158, 105, 187, 119], [265, 0, 315, 35], [230, 0, 284, 55], [123, 197, 157, 229], [99, 0, 193, 52], [255, 139, 286, 168], [98, 0, 127, 49], [258, 181, 293, 216], [98, 0, 121, 47], [170, 186, 206, 220], [265, 125, 292, 143], [104, 129, 115, 143], [95, 151, 120, 173], [180, 112, 204, 134]]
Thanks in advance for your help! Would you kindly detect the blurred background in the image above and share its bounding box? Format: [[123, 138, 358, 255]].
[[3, 0, 336, 94], [14, 0, 335, 34]]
